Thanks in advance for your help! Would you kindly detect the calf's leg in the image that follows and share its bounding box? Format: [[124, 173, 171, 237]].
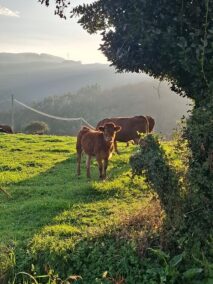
[[86, 155, 92, 178], [114, 140, 120, 154], [96, 157, 103, 179], [77, 151, 82, 176], [103, 159, 108, 179]]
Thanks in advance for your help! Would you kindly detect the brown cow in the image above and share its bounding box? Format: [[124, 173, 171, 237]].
[[76, 122, 121, 179], [96, 116, 155, 154], [0, 124, 13, 134]]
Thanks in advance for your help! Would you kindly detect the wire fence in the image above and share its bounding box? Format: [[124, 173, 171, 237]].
[[14, 98, 95, 129]]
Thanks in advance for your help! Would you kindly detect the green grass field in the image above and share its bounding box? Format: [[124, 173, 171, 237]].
[[0, 133, 180, 283]]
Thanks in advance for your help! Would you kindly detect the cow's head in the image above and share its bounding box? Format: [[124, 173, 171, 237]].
[[98, 122, 121, 142]]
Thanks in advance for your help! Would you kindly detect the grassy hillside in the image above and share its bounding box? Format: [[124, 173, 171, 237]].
[[1, 133, 205, 284]]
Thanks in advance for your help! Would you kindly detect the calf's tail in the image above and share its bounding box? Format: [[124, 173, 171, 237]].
[[144, 116, 150, 134], [146, 116, 155, 132]]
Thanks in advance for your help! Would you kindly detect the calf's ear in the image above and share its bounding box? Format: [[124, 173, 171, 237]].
[[98, 126, 105, 132], [115, 126, 122, 132]]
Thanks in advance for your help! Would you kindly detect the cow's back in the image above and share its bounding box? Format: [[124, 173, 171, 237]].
[[96, 116, 154, 142], [96, 117, 139, 142]]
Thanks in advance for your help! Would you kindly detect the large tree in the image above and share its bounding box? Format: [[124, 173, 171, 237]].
[[39, 0, 213, 240]]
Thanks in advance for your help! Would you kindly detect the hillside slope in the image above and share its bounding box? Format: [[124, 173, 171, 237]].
[[0, 52, 144, 107]]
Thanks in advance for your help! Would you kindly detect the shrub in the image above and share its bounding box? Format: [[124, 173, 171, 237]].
[[24, 121, 49, 134]]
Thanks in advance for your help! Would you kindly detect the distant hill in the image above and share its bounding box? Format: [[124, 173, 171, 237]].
[[0, 52, 66, 64], [0, 52, 146, 108]]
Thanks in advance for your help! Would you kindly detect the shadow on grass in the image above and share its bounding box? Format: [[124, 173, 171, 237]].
[[130, 135, 185, 255], [0, 149, 133, 247]]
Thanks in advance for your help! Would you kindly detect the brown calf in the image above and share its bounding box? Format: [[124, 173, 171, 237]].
[[76, 122, 121, 179]]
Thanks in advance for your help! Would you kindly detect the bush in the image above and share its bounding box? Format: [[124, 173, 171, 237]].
[[24, 121, 49, 134]]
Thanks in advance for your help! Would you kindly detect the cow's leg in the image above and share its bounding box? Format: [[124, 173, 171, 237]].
[[128, 140, 135, 145], [77, 151, 82, 176], [126, 142, 129, 147], [114, 140, 120, 154], [103, 159, 108, 179], [86, 155, 92, 179]]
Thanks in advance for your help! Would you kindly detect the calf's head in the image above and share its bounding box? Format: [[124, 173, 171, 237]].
[[98, 122, 121, 143]]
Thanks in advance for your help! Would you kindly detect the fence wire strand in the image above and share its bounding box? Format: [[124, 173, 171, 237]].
[[14, 99, 94, 129]]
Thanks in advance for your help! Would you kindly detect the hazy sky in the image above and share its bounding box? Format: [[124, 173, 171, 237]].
[[0, 0, 107, 63]]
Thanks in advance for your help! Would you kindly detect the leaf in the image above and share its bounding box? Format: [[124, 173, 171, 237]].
[[169, 254, 183, 267], [183, 268, 203, 279], [148, 248, 169, 260]]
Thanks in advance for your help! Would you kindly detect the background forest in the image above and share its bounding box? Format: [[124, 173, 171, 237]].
[[0, 81, 190, 136]]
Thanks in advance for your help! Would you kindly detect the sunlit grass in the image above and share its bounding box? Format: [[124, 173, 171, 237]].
[[0, 134, 74, 185]]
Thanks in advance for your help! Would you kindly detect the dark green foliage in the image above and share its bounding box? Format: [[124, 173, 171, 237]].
[[184, 100, 213, 241]]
